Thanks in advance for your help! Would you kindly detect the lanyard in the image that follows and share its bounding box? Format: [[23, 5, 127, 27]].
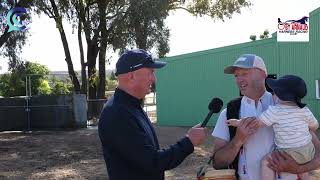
[[239, 147, 247, 175], [276, 172, 281, 180]]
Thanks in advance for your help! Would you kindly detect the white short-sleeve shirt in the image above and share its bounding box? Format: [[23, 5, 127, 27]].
[[212, 91, 275, 180]]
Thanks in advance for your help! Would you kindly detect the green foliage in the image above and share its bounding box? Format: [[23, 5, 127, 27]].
[[157, 28, 170, 58], [260, 29, 269, 39], [50, 77, 72, 95], [38, 79, 52, 95], [250, 35, 256, 41], [250, 29, 270, 41], [88, 71, 99, 88], [25, 61, 49, 76], [0, 73, 24, 97], [109, 0, 251, 57], [0, 61, 75, 97], [105, 77, 118, 91], [24, 61, 50, 95], [0, 61, 49, 97], [123, 0, 170, 57], [169, 0, 251, 20], [110, 71, 117, 81]]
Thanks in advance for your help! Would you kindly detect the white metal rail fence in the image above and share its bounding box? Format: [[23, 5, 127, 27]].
[[143, 93, 157, 123], [87, 92, 157, 125]]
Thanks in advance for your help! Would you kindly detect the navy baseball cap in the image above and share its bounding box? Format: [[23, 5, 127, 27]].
[[115, 49, 167, 76], [266, 75, 307, 108]]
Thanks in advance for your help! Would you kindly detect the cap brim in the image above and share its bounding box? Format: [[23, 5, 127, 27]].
[[266, 78, 277, 90], [266, 78, 286, 98], [224, 65, 253, 74], [266, 78, 289, 94], [267, 78, 296, 102], [273, 87, 295, 101], [145, 61, 167, 69]]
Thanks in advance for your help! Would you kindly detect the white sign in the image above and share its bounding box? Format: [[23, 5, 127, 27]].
[[277, 16, 309, 42]]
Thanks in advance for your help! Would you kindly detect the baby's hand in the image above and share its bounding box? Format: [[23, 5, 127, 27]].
[[226, 119, 241, 127]]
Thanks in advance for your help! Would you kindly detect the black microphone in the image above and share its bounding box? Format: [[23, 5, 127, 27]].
[[200, 98, 223, 127]]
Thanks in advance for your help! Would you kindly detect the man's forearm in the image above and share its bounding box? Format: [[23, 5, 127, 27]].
[[296, 158, 320, 174], [296, 132, 320, 173], [213, 138, 243, 169]]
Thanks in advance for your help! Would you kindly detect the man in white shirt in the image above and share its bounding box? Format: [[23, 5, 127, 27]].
[[211, 54, 320, 180]]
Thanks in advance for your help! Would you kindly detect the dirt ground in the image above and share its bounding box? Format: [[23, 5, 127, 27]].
[[0, 125, 215, 180], [2, 126, 320, 180]]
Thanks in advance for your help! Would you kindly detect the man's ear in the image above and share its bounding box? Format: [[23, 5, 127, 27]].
[[127, 72, 135, 82], [262, 73, 267, 79], [257, 69, 267, 79]]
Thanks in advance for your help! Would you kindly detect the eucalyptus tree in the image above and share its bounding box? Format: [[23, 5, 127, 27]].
[[33, 0, 81, 93]]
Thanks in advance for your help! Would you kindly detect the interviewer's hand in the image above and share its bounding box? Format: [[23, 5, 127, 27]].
[[186, 124, 206, 146]]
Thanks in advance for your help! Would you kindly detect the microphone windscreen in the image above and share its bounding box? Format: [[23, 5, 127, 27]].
[[208, 98, 223, 113]]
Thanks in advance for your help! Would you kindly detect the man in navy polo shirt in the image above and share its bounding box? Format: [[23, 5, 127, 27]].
[[98, 49, 206, 180]]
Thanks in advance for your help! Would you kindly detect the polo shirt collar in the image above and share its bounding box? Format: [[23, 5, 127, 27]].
[[114, 88, 144, 108], [242, 91, 270, 105]]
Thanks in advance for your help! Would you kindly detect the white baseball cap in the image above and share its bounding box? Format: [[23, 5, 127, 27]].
[[224, 54, 267, 75]]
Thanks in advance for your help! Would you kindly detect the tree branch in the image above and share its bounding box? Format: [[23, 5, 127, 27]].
[[0, 26, 11, 48], [87, 0, 98, 7], [169, 6, 193, 13], [38, 1, 55, 18]]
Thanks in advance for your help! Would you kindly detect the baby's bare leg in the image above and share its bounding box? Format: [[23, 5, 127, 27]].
[[226, 119, 240, 127]]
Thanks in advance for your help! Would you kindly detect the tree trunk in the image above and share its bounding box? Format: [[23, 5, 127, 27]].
[[49, 0, 80, 93], [97, 1, 107, 99], [81, 5, 99, 99], [78, 19, 87, 95], [0, 26, 11, 48], [87, 42, 99, 99]]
